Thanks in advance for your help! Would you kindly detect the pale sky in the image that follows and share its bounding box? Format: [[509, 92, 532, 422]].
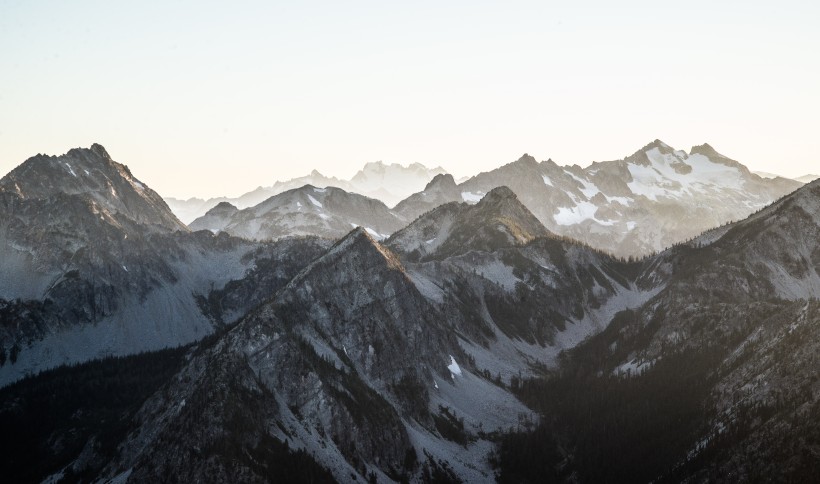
[[1, 0, 818, 199]]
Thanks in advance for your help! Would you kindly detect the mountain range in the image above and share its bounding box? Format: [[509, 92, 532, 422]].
[[1, 143, 818, 482], [165, 161, 448, 224], [0, 145, 331, 387], [186, 140, 801, 258]]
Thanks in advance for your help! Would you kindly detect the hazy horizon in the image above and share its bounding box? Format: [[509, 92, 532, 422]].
[[2, 1, 818, 198]]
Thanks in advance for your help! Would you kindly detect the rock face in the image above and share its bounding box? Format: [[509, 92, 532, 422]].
[[100, 229, 481, 481], [388, 186, 551, 261], [0, 144, 186, 232], [2, 144, 819, 482], [98, 194, 654, 483], [112, 179, 820, 482], [400, 141, 802, 257], [393, 173, 462, 222], [502, 179, 820, 482], [0, 146, 327, 386], [190, 185, 406, 241]]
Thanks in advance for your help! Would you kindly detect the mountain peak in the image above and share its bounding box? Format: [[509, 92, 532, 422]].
[[478, 185, 518, 204], [689, 143, 747, 171], [0, 145, 186, 232], [89, 143, 112, 160], [515, 153, 538, 165], [389, 184, 549, 260], [689, 142, 720, 157], [424, 173, 457, 191], [208, 201, 238, 214], [642, 139, 674, 153], [623, 139, 675, 166], [318, 225, 406, 274]]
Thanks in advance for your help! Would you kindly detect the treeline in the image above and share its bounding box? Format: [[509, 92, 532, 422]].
[[0, 346, 190, 483], [495, 347, 723, 483]]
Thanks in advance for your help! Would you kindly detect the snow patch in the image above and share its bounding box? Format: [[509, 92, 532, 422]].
[[364, 227, 387, 240], [461, 191, 483, 203], [627, 148, 744, 201], [554, 201, 614, 226], [307, 194, 323, 208], [448, 355, 462, 377], [615, 358, 655, 376], [568, 172, 600, 198]]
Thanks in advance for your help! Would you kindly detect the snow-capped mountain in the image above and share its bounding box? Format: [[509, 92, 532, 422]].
[[190, 185, 406, 241], [397, 140, 801, 257], [349, 161, 448, 206], [95, 190, 652, 481], [495, 179, 820, 482], [172, 141, 798, 260], [166, 162, 446, 223], [0, 145, 328, 386], [125, 180, 819, 481], [2, 143, 819, 482]]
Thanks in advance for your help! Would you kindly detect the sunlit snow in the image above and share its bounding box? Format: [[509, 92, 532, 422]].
[[554, 201, 614, 226], [627, 147, 743, 201]]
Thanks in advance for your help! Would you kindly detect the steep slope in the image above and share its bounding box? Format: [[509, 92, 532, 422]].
[[498, 179, 820, 482], [185, 201, 238, 233], [0, 144, 185, 232], [594, 179, 820, 370], [395, 141, 801, 257], [389, 189, 650, 380], [98, 228, 532, 482], [393, 173, 463, 222], [388, 186, 550, 261], [191, 185, 406, 241], [0, 146, 326, 387]]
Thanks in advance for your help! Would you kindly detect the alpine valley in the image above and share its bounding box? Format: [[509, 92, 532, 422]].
[[1, 143, 819, 483]]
